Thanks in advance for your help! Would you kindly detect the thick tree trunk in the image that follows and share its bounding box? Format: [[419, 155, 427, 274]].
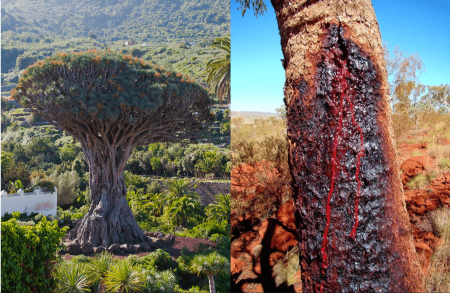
[[69, 143, 145, 247], [270, 0, 424, 291]]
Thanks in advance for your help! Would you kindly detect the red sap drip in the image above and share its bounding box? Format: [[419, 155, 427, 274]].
[[320, 44, 365, 282]]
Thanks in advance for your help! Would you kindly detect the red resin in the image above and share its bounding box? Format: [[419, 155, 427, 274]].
[[320, 45, 365, 277]]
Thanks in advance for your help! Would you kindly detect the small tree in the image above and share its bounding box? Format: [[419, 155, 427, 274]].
[[190, 251, 229, 293], [12, 50, 213, 246]]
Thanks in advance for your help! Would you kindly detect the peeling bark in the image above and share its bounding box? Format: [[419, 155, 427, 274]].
[[270, 0, 424, 291]]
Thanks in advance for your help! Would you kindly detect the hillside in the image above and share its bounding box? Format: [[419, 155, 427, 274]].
[[1, 0, 229, 42], [1, 0, 230, 84]]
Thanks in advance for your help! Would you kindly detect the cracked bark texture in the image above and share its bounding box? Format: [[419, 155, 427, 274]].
[[269, 0, 424, 291]]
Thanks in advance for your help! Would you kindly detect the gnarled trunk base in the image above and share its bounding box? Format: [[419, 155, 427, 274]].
[[69, 170, 145, 247]]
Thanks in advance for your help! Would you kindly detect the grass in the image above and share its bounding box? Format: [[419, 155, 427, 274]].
[[426, 207, 450, 292], [231, 117, 286, 143], [406, 173, 435, 190]]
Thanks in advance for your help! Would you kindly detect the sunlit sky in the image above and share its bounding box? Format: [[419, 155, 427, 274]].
[[231, 0, 450, 112]]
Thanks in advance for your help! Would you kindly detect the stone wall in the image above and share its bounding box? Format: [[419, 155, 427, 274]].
[[147, 179, 230, 206]]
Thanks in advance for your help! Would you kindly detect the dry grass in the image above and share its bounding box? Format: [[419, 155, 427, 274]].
[[231, 117, 286, 143], [426, 207, 450, 292]]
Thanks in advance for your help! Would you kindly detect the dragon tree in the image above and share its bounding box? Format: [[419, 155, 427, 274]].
[[238, 0, 424, 291], [11, 50, 213, 247]]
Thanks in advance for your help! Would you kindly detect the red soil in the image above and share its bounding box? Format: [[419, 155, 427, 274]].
[[231, 135, 450, 291]]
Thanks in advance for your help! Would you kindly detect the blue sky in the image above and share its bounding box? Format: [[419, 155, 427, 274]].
[[231, 0, 450, 112]]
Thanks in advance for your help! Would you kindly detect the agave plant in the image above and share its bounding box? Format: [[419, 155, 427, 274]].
[[86, 251, 113, 293], [104, 261, 145, 293], [56, 263, 91, 293], [144, 269, 178, 293]]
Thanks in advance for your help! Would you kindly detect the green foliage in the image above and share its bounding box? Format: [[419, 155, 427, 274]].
[[104, 261, 145, 293], [141, 249, 173, 271], [219, 122, 230, 135], [49, 170, 81, 206], [144, 269, 179, 293], [33, 180, 56, 192], [2, 211, 39, 222], [147, 181, 162, 194], [70, 255, 91, 264], [406, 173, 435, 190], [204, 35, 230, 104], [176, 220, 229, 240], [34, 213, 45, 223], [1, 217, 68, 293], [166, 196, 205, 228], [13, 50, 209, 122], [439, 158, 450, 170], [205, 194, 230, 224], [55, 262, 91, 293], [86, 251, 114, 289]]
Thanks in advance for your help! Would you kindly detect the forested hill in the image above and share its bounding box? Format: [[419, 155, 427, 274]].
[[1, 0, 229, 84], [1, 0, 229, 43]]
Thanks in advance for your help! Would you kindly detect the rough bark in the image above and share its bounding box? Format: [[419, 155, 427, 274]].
[[208, 275, 216, 293], [270, 0, 424, 291]]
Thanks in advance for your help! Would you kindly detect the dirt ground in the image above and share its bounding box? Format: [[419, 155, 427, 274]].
[[61, 232, 216, 261]]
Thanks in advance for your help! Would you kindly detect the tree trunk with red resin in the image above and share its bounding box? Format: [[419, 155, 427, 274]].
[[270, 0, 424, 291]]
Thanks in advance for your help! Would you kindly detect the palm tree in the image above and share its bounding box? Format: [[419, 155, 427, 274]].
[[206, 194, 230, 224], [104, 261, 145, 293], [86, 251, 113, 293], [190, 251, 229, 293], [56, 263, 91, 293], [166, 196, 205, 228], [204, 35, 230, 105], [161, 178, 200, 208]]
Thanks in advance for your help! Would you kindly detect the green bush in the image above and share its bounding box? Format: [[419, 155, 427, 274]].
[[1, 217, 68, 293], [142, 249, 172, 271], [33, 180, 56, 192], [70, 255, 90, 264], [34, 213, 45, 223], [176, 220, 229, 239], [71, 212, 84, 221]]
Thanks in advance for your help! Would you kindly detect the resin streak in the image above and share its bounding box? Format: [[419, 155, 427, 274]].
[[287, 25, 393, 292]]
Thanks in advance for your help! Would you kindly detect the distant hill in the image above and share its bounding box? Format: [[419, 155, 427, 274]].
[[1, 0, 229, 43], [1, 0, 230, 85], [231, 111, 281, 120]]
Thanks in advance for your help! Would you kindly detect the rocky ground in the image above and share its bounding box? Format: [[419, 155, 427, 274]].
[[231, 136, 450, 292], [60, 228, 216, 261]]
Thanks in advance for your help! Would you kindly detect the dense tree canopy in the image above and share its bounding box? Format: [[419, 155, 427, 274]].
[[11, 50, 213, 246]]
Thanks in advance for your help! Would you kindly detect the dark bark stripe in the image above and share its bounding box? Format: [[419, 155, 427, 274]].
[[287, 25, 394, 292]]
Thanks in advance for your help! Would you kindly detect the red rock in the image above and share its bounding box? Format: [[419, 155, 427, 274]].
[[231, 257, 245, 275], [400, 156, 433, 185], [241, 283, 264, 293], [259, 219, 298, 251], [269, 251, 285, 266], [415, 242, 432, 253], [277, 199, 296, 230]]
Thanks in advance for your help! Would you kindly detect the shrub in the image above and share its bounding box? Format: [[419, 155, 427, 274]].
[[439, 158, 450, 170], [34, 213, 45, 223], [70, 255, 90, 264], [406, 173, 435, 190], [147, 181, 162, 194], [1, 217, 68, 292], [49, 170, 80, 206], [142, 249, 172, 271]]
